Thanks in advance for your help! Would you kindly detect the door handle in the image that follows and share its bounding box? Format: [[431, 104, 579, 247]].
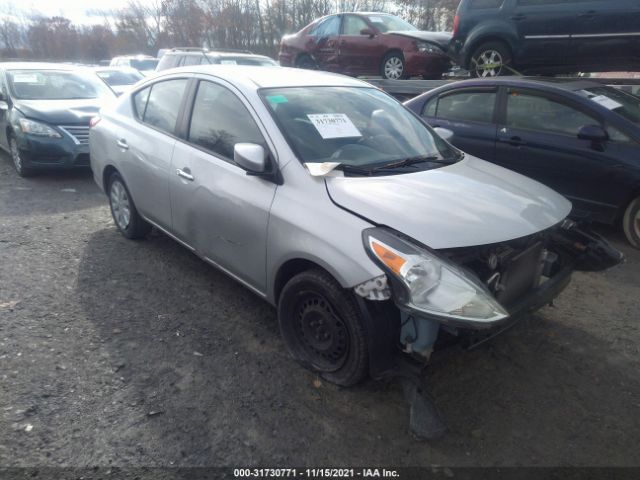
[[176, 168, 194, 181], [506, 136, 526, 147], [116, 139, 129, 150], [510, 14, 526, 21]]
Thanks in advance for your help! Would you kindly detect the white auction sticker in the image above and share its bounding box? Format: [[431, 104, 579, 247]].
[[590, 95, 622, 110], [307, 113, 362, 139], [12, 74, 39, 83]]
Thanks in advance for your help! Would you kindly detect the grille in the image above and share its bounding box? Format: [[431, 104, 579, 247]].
[[59, 125, 90, 145]]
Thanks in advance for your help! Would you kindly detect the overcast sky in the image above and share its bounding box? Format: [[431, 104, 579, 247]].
[[0, 0, 154, 24]]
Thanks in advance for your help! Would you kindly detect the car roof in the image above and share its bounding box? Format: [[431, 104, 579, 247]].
[[155, 65, 370, 89], [437, 76, 604, 93], [0, 62, 79, 71]]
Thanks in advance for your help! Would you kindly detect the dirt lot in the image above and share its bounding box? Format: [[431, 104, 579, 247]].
[[1, 151, 639, 469]]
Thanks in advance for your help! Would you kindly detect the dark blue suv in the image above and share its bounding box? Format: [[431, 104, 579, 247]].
[[450, 0, 640, 77]]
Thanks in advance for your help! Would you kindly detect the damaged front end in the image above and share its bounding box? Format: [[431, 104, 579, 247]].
[[357, 220, 623, 366]]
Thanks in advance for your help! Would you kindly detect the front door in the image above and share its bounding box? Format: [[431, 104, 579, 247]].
[[338, 15, 383, 75], [494, 88, 621, 222], [169, 79, 277, 293], [307, 15, 342, 71]]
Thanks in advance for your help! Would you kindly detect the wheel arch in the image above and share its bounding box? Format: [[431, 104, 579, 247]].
[[463, 33, 516, 69], [616, 185, 640, 225], [273, 257, 338, 305], [102, 164, 119, 193]]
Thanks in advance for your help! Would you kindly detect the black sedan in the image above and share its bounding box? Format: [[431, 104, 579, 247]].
[[405, 77, 640, 248], [0, 63, 116, 176]]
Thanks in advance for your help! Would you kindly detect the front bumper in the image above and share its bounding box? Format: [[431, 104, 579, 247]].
[[404, 51, 452, 77], [16, 132, 90, 169]]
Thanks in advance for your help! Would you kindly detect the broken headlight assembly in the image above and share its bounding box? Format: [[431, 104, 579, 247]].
[[363, 227, 508, 325]]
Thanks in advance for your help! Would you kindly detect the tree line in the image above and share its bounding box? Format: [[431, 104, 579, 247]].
[[0, 0, 459, 62]]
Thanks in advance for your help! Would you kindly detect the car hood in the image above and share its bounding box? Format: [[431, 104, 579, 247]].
[[387, 31, 453, 50], [14, 98, 106, 125], [325, 155, 572, 249]]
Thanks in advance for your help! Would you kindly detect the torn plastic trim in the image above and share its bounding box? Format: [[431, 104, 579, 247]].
[[354, 275, 392, 301], [304, 162, 342, 177]]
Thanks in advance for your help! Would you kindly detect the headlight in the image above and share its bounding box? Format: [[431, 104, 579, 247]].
[[416, 41, 445, 55], [18, 119, 62, 138], [363, 228, 508, 324]]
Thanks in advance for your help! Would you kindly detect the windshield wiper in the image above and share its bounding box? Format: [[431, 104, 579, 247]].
[[341, 154, 461, 176]]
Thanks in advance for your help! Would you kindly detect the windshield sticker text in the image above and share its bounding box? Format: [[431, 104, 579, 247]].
[[307, 113, 362, 139]]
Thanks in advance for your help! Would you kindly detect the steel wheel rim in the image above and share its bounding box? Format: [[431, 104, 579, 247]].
[[294, 292, 349, 371], [384, 57, 403, 79], [110, 180, 131, 231], [10, 138, 22, 171], [476, 49, 503, 77]]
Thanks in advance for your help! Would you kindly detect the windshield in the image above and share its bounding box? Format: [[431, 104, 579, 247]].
[[96, 70, 143, 86], [261, 86, 459, 172], [578, 87, 640, 124], [130, 59, 159, 71], [7, 69, 115, 100], [367, 14, 418, 33]]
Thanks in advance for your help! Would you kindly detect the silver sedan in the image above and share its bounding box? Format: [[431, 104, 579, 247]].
[[90, 65, 621, 389]]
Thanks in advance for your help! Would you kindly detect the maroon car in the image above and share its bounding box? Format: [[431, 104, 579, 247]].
[[279, 13, 452, 80]]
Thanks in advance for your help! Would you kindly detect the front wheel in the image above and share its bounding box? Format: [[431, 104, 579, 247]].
[[469, 41, 512, 78], [381, 52, 406, 80], [9, 134, 34, 177], [278, 269, 368, 387], [108, 171, 151, 239], [622, 196, 640, 248]]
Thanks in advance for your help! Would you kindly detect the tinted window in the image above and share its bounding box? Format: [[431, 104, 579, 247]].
[[469, 0, 504, 8], [182, 55, 203, 66], [506, 91, 595, 136], [309, 16, 340, 37], [435, 91, 496, 123], [142, 79, 188, 134], [188, 81, 266, 160], [343, 15, 369, 35]]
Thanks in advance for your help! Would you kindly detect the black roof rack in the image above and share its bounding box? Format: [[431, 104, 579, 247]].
[[170, 47, 209, 52]]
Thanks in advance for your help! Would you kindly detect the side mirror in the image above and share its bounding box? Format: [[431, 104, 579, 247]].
[[578, 124, 608, 143], [234, 143, 267, 173], [434, 127, 454, 142], [360, 28, 375, 38]]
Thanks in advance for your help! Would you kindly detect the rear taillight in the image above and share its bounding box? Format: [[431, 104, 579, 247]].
[[453, 14, 460, 36], [89, 116, 101, 128]]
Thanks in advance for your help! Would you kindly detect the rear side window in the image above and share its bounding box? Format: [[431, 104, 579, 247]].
[[138, 79, 188, 134], [432, 90, 497, 123], [188, 81, 266, 160], [469, 0, 504, 8], [506, 91, 596, 136], [133, 86, 151, 119], [309, 16, 341, 37]]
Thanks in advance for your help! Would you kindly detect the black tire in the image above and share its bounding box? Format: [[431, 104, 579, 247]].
[[278, 268, 368, 387], [295, 54, 318, 70], [107, 171, 151, 239], [381, 51, 406, 80], [469, 41, 513, 78], [622, 196, 640, 249], [8, 134, 35, 177]]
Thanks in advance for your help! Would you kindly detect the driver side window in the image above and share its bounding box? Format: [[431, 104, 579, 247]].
[[342, 16, 370, 35], [309, 16, 341, 37]]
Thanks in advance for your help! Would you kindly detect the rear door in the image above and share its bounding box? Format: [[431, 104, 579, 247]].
[[169, 78, 277, 293], [307, 15, 342, 71], [118, 78, 189, 228], [570, 0, 639, 69], [494, 87, 619, 221], [513, 0, 575, 67], [420, 87, 499, 161], [338, 15, 383, 75]]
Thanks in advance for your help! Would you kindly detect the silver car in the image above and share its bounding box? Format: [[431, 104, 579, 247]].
[[90, 66, 621, 388]]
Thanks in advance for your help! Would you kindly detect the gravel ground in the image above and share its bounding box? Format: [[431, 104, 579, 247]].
[[1, 152, 639, 469]]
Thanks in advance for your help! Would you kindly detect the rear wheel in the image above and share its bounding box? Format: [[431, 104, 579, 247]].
[[9, 134, 34, 177], [469, 41, 512, 78], [622, 196, 640, 248], [278, 269, 368, 387], [295, 54, 318, 70], [108, 172, 151, 239]]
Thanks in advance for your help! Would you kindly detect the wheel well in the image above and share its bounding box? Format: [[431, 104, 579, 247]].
[[102, 165, 118, 193], [273, 258, 330, 304], [616, 187, 640, 225], [466, 36, 513, 68], [383, 48, 404, 61]]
